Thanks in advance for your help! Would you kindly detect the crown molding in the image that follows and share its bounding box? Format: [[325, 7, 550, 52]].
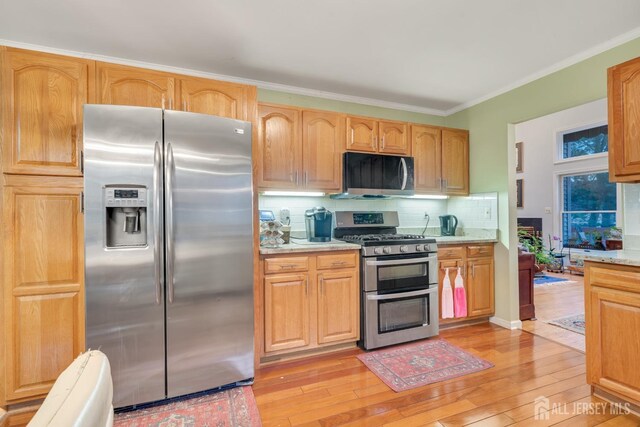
[[0, 38, 446, 117], [444, 26, 640, 115]]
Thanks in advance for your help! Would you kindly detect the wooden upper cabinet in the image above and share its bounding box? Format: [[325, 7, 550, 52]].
[[3, 178, 85, 400], [346, 116, 377, 152], [441, 128, 469, 195], [379, 120, 409, 155], [608, 57, 640, 182], [97, 62, 175, 109], [412, 125, 442, 193], [258, 104, 301, 189], [1, 48, 94, 176], [302, 110, 344, 191], [178, 77, 253, 120]]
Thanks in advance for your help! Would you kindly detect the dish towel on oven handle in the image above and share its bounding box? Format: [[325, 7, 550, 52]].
[[441, 268, 454, 319], [454, 266, 468, 318]]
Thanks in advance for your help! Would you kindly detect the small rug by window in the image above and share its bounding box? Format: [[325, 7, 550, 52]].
[[547, 314, 585, 335], [534, 275, 570, 286], [114, 386, 261, 427], [357, 339, 494, 392]]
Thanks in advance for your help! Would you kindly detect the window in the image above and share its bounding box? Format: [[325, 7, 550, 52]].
[[561, 124, 608, 159], [562, 171, 616, 249]]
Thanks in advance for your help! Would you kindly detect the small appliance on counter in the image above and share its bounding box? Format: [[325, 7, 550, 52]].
[[305, 206, 333, 242], [439, 215, 458, 236]]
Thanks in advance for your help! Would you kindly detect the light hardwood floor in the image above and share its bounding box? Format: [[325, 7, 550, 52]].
[[254, 323, 639, 426], [522, 272, 586, 352]]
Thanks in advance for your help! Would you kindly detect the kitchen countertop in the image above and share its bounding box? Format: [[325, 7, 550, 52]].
[[259, 240, 361, 255], [571, 249, 640, 267], [432, 236, 498, 245]]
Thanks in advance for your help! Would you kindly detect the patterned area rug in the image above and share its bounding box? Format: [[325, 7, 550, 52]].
[[534, 275, 570, 286], [357, 339, 494, 392], [548, 314, 585, 335], [114, 386, 262, 427]]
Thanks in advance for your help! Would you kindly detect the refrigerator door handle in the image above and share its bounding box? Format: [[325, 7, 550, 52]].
[[153, 141, 162, 305], [166, 142, 176, 303]]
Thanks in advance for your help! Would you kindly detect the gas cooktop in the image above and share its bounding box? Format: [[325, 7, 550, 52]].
[[338, 233, 435, 246]]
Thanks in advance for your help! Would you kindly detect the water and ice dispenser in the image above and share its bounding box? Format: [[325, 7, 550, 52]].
[[105, 186, 148, 248]]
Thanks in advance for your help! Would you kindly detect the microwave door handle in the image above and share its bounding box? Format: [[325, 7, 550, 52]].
[[366, 287, 437, 301], [400, 157, 408, 190], [366, 255, 436, 267]]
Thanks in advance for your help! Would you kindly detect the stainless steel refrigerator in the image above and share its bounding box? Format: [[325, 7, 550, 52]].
[[83, 105, 254, 408]]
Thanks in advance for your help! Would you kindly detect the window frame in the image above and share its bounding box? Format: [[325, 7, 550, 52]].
[[554, 120, 608, 165]]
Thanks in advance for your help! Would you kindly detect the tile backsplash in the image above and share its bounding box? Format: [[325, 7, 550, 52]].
[[258, 192, 498, 233]]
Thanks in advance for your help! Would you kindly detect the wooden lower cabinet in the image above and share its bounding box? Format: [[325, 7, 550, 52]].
[[2, 177, 85, 402], [585, 261, 640, 406], [437, 243, 494, 324], [260, 251, 359, 359]]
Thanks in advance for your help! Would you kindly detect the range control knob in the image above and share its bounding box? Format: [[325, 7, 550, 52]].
[[383, 246, 391, 254], [400, 245, 409, 253], [374, 247, 383, 255], [415, 244, 424, 251]]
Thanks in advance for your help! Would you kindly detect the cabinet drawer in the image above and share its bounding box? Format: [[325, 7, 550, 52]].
[[588, 263, 640, 293], [264, 257, 309, 274], [467, 245, 494, 258], [438, 246, 464, 260], [317, 253, 357, 270]]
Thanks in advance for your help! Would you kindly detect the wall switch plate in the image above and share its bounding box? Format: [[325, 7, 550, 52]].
[[280, 208, 291, 224], [483, 207, 491, 219], [544, 207, 552, 214]]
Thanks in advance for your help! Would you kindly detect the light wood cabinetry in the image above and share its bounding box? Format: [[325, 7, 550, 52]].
[[412, 125, 442, 193], [178, 77, 255, 120], [441, 129, 469, 195], [437, 243, 494, 323], [346, 116, 410, 156], [608, 56, 640, 182], [260, 251, 359, 360], [97, 62, 176, 109], [1, 48, 94, 176], [257, 104, 343, 191], [585, 261, 640, 406], [2, 177, 84, 401]]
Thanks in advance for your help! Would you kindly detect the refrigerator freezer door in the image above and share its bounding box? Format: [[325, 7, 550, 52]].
[[84, 105, 165, 408], [164, 110, 254, 398]]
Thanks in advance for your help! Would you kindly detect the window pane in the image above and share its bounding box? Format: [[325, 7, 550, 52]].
[[562, 212, 616, 248], [562, 125, 608, 158], [563, 172, 616, 211]]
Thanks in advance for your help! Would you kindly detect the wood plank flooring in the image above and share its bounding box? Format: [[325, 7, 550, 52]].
[[521, 272, 585, 352], [254, 323, 639, 426]]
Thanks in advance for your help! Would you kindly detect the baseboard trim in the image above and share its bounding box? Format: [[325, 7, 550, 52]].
[[489, 316, 523, 330]]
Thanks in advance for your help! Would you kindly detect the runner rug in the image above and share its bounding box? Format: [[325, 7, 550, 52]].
[[114, 386, 261, 427], [357, 339, 494, 392], [548, 313, 586, 335]]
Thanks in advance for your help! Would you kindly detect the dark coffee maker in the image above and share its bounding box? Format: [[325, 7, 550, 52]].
[[305, 207, 333, 242], [439, 215, 458, 236]]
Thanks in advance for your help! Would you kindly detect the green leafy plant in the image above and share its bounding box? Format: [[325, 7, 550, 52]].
[[604, 226, 623, 240], [518, 230, 554, 265]]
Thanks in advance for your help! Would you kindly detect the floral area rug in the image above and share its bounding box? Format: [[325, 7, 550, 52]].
[[357, 339, 494, 392], [114, 386, 261, 427], [547, 314, 585, 335]]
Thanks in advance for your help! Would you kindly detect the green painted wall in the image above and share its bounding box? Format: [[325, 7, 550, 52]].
[[258, 89, 446, 125], [445, 36, 640, 322]]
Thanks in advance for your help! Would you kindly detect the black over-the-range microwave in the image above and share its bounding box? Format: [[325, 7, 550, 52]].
[[341, 152, 415, 196]]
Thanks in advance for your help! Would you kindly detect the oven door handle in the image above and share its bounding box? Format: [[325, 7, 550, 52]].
[[366, 287, 437, 301], [366, 256, 436, 267]]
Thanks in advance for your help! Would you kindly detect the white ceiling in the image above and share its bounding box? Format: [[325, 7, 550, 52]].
[[2, 0, 640, 115]]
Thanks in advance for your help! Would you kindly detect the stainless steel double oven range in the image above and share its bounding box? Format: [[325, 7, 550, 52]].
[[335, 211, 439, 350]]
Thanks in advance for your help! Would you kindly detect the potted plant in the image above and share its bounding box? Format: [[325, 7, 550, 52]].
[[518, 230, 555, 274], [604, 226, 623, 250]]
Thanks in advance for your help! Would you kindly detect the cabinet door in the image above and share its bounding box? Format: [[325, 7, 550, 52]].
[[264, 274, 310, 352], [178, 77, 252, 120], [608, 57, 640, 181], [588, 288, 640, 403], [412, 125, 442, 193], [346, 116, 377, 152], [441, 129, 469, 195], [1, 48, 94, 176], [317, 270, 359, 344], [3, 180, 84, 401], [302, 110, 344, 191], [379, 120, 409, 155], [467, 257, 494, 317], [438, 259, 464, 321], [97, 62, 175, 109], [257, 104, 301, 189]]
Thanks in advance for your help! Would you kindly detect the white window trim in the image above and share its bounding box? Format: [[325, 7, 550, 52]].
[[554, 119, 608, 163]]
